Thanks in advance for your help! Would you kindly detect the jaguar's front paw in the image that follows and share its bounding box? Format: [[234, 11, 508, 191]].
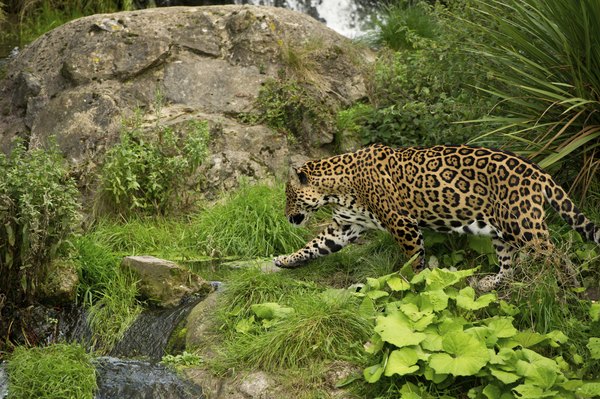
[[273, 255, 301, 269]]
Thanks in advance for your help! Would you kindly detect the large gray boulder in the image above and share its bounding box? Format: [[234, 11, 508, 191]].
[[0, 5, 372, 195]]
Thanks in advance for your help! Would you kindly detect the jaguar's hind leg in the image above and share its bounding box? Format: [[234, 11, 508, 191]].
[[475, 237, 517, 292]]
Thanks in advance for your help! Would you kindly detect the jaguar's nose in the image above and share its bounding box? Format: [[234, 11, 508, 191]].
[[288, 214, 305, 225]]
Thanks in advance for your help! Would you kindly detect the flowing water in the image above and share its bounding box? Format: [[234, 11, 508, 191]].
[[110, 297, 203, 361], [235, 0, 377, 38]]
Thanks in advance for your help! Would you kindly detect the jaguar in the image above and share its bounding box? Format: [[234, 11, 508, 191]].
[[273, 144, 600, 291]]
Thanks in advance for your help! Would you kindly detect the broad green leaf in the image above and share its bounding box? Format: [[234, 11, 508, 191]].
[[384, 347, 420, 376], [366, 277, 381, 290], [426, 267, 476, 290], [422, 289, 449, 312], [412, 313, 436, 331], [545, 330, 569, 347], [375, 312, 426, 348], [423, 365, 449, 384], [367, 290, 389, 300], [466, 326, 497, 347], [483, 383, 515, 399], [586, 337, 600, 360], [590, 303, 600, 322], [489, 348, 516, 366], [387, 275, 411, 291], [364, 334, 383, 354], [468, 235, 494, 255], [399, 382, 426, 398], [411, 268, 431, 285], [235, 316, 255, 333], [487, 317, 518, 339], [512, 384, 557, 398], [500, 300, 520, 316], [429, 331, 490, 376], [358, 296, 375, 318], [438, 316, 468, 334], [514, 349, 559, 389], [421, 326, 443, 352], [490, 367, 521, 384], [513, 331, 548, 348], [251, 303, 294, 320], [577, 382, 600, 397], [364, 363, 384, 384], [456, 286, 496, 310]]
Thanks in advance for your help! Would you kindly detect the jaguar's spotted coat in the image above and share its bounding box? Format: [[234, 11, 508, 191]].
[[273, 144, 600, 291]]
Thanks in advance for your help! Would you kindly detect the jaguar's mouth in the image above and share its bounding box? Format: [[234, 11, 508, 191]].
[[288, 213, 306, 225]]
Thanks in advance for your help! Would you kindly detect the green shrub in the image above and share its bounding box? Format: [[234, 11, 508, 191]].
[[0, 141, 79, 305], [367, 0, 440, 51], [358, 266, 600, 398], [469, 0, 600, 195], [98, 116, 209, 216], [7, 343, 97, 399], [344, 3, 496, 148], [252, 78, 333, 144], [191, 183, 310, 258]]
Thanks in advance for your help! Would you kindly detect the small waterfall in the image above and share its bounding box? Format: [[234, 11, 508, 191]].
[[235, 0, 377, 38], [110, 297, 202, 361]]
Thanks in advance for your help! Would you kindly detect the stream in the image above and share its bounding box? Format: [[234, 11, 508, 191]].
[[0, 299, 206, 399]]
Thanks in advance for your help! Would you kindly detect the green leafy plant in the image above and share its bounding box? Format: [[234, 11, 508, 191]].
[[252, 78, 333, 144], [98, 116, 209, 216], [161, 351, 203, 369], [0, 140, 79, 305], [469, 0, 600, 195], [7, 343, 97, 399], [367, 0, 440, 51], [359, 265, 600, 398], [344, 3, 496, 148]]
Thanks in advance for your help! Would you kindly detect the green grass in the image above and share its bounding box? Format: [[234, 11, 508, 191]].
[[73, 234, 142, 353], [86, 269, 142, 353], [191, 183, 310, 258], [7, 343, 97, 399], [214, 288, 372, 372]]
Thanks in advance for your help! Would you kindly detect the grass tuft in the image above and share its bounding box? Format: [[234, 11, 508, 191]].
[[191, 183, 310, 258], [217, 289, 371, 371], [7, 343, 97, 399]]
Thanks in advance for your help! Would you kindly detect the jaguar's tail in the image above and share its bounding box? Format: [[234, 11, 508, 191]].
[[544, 178, 600, 244]]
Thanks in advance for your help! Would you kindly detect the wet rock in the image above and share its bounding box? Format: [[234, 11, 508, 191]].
[[185, 291, 219, 350], [95, 356, 204, 399], [38, 258, 79, 305], [121, 255, 213, 307]]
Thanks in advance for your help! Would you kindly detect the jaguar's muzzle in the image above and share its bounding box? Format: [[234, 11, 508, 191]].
[[288, 213, 305, 225]]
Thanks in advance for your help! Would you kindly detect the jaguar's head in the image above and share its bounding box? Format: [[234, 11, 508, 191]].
[[284, 167, 326, 226]]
